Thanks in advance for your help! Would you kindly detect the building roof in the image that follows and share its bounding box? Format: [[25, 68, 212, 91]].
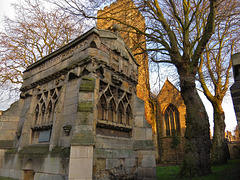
[[25, 27, 138, 72]]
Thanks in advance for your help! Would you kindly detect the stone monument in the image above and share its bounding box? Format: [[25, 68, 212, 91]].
[[0, 28, 156, 179]]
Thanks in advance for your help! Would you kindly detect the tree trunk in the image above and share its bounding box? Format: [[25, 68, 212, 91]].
[[211, 102, 229, 165], [178, 74, 211, 177]]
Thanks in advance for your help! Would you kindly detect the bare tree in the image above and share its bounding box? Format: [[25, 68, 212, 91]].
[[52, 0, 218, 177], [0, 0, 82, 85], [198, 0, 240, 165]]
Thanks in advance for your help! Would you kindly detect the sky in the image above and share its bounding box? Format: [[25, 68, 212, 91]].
[[0, 0, 238, 134]]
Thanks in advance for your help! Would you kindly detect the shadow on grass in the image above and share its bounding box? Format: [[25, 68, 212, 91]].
[[157, 159, 240, 180]]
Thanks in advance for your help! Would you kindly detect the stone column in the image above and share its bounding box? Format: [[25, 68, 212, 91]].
[[68, 146, 93, 180], [133, 96, 157, 179], [68, 76, 96, 179]]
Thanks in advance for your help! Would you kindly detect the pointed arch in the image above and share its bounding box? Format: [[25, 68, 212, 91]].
[[117, 101, 124, 124], [164, 104, 180, 136], [35, 104, 39, 125], [108, 98, 116, 122], [98, 95, 107, 120], [41, 102, 46, 124], [126, 104, 132, 126], [47, 101, 53, 123]]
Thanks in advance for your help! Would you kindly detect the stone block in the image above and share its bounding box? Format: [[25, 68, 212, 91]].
[[10, 169, 23, 180], [71, 130, 95, 145], [43, 158, 61, 174], [135, 116, 144, 127], [106, 158, 120, 169], [69, 158, 93, 179], [141, 155, 156, 168], [133, 128, 146, 140], [125, 158, 136, 168], [63, 104, 78, 115], [64, 96, 78, 106], [133, 140, 154, 150], [65, 84, 77, 94], [59, 137, 71, 147], [146, 128, 153, 140], [79, 92, 94, 101], [0, 168, 10, 177], [137, 167, 144, 177], [76, 112, 93, 125], [145, 168, 156, 178], [135, 109, 145, 116], [96, 158, 106, 171], [0, 140, 14, 148], [34, 173, 66, 180], [79, 77, 95, 92], [70, 146, 93, 158], [77, 102, 93, 112]]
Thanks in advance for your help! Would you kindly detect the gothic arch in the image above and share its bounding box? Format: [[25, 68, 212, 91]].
[[164, 104, 180, 136], [97, 95, 107, 120], [108, 98, 116, 122]]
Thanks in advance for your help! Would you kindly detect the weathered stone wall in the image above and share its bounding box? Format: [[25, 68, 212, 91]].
[[159, 137, 185, 163], [0, 101, 23, 142], [227, 142, 240, 159], [1, 146, 69, 180], [94, 95, 156, 179]]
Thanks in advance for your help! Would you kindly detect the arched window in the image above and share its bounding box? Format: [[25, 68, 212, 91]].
[[126, 105, 132, 126], [41, 103, 46, 124], [164, 104, 180, 136], [118, 102, 124, 124], [35, 105, 39, 125], [108, 99, 116, 122], [98, 95, 107, 120], [47, 101, 53, 123]]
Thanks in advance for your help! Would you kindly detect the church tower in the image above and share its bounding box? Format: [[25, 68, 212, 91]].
[[97, 0, 154, 125]]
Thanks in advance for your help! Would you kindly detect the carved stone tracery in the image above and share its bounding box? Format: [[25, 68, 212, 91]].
[[32, 86, 61, 130], [97, 80, 132, 127]]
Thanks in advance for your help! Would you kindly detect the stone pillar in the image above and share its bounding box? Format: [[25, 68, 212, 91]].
[[69, 76, 96, 179], [133, 96, 156, 179], [68, 146, 93, 180]]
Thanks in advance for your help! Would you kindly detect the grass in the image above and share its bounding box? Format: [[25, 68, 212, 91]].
[[157, 159, 240, 180]]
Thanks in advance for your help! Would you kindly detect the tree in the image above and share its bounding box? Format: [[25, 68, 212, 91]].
[[198, 0, 240, 165], [0, 0, 82, 85], [52, 0, 218, 177]]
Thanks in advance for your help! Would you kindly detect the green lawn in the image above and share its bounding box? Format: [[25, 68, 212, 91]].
[[157, 159, 240, 180]]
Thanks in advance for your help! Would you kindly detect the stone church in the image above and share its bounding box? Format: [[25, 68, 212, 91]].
[[0, 0, 189, 179]]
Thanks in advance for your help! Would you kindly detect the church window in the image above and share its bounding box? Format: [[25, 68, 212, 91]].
[[108, 99, 116, 122], [97, 80, 132, 137], [126, 105, 132, 126], [118, 102, 124, 124], [98, 95, 107, 120], [41, 103, 46, 123], [32, 86, 61, 144], [165, 111, 170, 136], [35, 105, 39, 124], [164, 104, 180, 136]]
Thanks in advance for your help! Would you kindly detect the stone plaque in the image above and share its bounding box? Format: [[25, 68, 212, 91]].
[[39, 130, 51, 142]]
